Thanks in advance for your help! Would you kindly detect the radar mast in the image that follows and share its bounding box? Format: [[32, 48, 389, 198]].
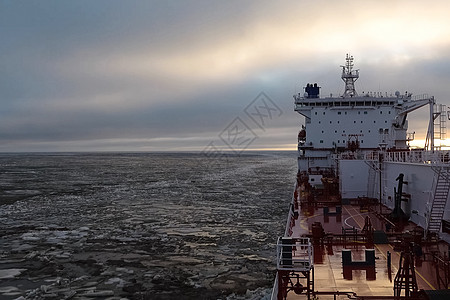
[[341, 54, 359, 98]]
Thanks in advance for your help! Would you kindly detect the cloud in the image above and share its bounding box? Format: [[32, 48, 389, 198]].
[[1, 1, 450, 151]]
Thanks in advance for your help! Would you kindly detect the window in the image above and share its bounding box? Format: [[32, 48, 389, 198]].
[[364, 111, 368, 114], [322, 130, 324, 133], [323, 112, 325, 115], [320, 140, 324, 143], [361, 121, 363, 123], [315, 112, 317, 115], [338, 112, 341, 115]]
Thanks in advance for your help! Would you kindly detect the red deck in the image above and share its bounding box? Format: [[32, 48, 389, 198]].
[[280, 197, 449, 299]]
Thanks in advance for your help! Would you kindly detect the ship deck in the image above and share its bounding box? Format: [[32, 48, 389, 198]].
[[283, 201, 449, 299]]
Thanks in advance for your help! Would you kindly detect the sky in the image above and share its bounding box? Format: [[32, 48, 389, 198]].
[[1, 0, 450, 152]]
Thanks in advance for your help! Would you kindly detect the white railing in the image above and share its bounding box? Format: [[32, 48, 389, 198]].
[[284, 184, 298, 237], [411, 93, 429, 101], [383, 150, 450, 164], [270, 274, 279, 300], [363, 150, 450, 165], [276, 237, 313, 271]]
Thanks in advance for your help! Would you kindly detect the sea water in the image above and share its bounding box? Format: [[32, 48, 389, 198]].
[[0, 152, 296, 299]]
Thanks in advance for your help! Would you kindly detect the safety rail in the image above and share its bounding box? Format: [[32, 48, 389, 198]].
[[411, 93, 430, 101], [276, 237, 313, 271], [364, 150, 450, 165], [284, 184, 298, 237]]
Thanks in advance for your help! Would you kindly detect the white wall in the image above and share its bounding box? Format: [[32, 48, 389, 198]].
[[339, 159, 369, 199], [381, 162, 436, 229], [307, 106, 398, 149]]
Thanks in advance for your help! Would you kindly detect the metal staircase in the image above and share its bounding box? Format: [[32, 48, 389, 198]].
[[427, 166, 450, 234]]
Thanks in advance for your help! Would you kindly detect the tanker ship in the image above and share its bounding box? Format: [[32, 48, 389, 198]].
[[272, 55, 450, 299]]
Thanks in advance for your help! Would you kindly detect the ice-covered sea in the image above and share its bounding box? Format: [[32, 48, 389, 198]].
[[0, 152, 297, 299]]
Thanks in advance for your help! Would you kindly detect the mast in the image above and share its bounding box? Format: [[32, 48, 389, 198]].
[[341, 54, 359, 98]]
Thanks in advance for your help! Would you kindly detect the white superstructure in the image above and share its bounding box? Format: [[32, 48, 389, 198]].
[[294, 55, 450, 237]]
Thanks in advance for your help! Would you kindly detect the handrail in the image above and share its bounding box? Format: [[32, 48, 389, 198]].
[[284, 183, 298, 237], [276, 237, 313, 271], [364, 150, 450, 165]]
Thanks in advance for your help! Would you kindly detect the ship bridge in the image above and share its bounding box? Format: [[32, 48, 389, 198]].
[[294, 56, 435, 155]]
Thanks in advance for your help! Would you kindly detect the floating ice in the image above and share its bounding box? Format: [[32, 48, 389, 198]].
[[0, 286, 20, 294], [0, 152, 294, 299], [77, 290, 114, 297], [0, 269, 26, 279], [104, 277, 127, 287], [21, 232, 41, 241]]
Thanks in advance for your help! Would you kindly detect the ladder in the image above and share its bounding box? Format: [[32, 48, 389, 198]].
[[433, 104, 447, 150], [365, 159, 380, 199], [367, 164, 377, 198], [427, 167, 450, 234]]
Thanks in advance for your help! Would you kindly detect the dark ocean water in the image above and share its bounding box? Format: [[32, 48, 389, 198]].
[[0, 152, 297, 299]]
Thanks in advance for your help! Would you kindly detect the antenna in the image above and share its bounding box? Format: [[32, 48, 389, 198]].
[[341, 54, 359, 98]]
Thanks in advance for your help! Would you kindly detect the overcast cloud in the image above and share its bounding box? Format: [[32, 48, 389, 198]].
[[1, 0, 450, 151]]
